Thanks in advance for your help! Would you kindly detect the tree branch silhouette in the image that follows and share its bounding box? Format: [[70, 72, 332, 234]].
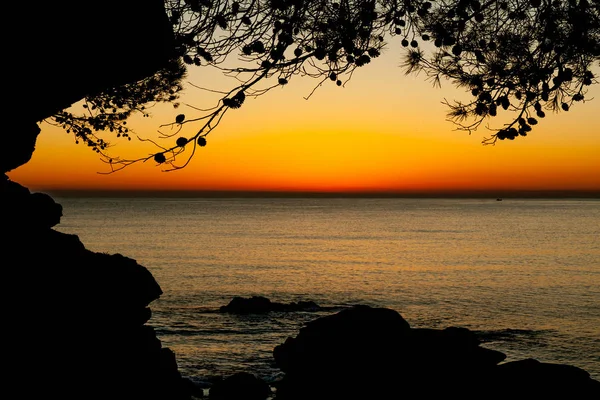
[[45, 0, 599, 172]]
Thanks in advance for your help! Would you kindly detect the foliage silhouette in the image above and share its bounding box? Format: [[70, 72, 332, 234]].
[[47, 0, 599, 172]]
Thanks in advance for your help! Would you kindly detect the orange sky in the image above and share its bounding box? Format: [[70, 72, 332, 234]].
[[8, 46, 600, 196]]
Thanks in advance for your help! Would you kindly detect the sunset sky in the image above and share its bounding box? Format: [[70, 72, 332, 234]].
[[9, 45, 600, 196]]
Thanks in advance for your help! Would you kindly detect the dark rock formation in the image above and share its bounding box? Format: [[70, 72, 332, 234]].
[[5, 0, 178, 174], [209, 372, 271, 400], [3, 123, 42, 175], [220, 296, 322, 314], [2, 3, 194, 396], [273, 305, 600, 400], [2, 176, 199, 399]]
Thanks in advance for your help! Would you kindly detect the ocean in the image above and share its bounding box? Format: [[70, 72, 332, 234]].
[[52, 197, 600, 384]]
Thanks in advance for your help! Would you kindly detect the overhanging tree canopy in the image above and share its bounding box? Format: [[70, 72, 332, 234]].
[[48, 0, 600, 172]]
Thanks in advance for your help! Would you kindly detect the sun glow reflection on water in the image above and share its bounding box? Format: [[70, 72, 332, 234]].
[[54, 197, 600, 382]]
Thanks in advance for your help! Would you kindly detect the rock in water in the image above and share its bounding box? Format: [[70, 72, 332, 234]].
[[273, 305, 600, 399], [209, 372, 271, 400]]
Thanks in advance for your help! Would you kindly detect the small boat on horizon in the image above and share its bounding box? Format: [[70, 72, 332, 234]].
[[496, 198, 503, 201]]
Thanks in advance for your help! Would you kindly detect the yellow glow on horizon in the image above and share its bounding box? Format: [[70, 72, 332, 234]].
[[8, 46, 600, 195]]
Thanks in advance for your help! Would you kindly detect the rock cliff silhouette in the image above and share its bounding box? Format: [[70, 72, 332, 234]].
[[2, 1, 197, 399], [2, 176, 199, 399]]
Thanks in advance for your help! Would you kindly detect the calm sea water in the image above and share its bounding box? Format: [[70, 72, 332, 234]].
[[53, 197, 600, 384]]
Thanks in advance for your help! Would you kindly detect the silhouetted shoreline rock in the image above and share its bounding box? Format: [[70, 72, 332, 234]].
[[2, 176, 200, 400], [3, 2, 198, 395], [271, 305, 600, 400], [208, 372, 271, 400]]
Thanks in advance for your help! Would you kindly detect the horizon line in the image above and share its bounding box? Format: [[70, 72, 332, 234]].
[[38, 189, 600, 199]]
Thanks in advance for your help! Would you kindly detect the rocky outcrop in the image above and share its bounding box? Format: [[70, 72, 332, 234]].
[[2, 176, 199, 399], [272, 305, 600, 399], [1, 3, 197, 398], [208, 372, 271, 400], [220, 296, 322, 314], [5, 0, 178, 174]]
